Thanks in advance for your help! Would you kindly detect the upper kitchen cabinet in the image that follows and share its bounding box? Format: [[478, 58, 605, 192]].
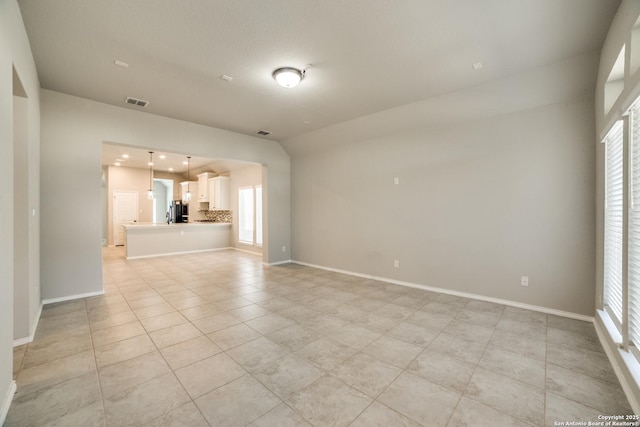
[[197, 172, 216, 202], [208, 176, 230, 210]]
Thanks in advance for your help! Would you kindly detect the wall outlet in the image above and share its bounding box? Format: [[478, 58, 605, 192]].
[[521, 276, 529, 287], [282, 246, 286, 252], [394, 177, 400, 185], [394, 259, 399, 268]]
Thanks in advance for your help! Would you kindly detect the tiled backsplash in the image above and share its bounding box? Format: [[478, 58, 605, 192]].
[[203, 210, 232, 223]]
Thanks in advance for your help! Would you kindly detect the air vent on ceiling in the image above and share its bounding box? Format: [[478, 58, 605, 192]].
[[124, 96, 149, 107], [256, 130, 271, 136]]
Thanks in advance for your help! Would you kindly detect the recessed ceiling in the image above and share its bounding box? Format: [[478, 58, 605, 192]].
[[18, 0, 620, 142], [101, 143, 256, 175]]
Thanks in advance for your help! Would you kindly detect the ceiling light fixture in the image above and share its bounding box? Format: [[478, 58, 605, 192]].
[[272, 67, 305, 88], [147, 151, 155, 200], [183, 156, 192, 203]]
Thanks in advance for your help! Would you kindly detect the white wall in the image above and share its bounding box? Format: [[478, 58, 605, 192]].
[[0, 0, 41, 421], [153, 180, 169, 223], [154, 171, 185, 201], [230, 164, 263, 254], [13, 94, 29, 339], [41, 90, 290, 300], [286, 53, 599, 316]]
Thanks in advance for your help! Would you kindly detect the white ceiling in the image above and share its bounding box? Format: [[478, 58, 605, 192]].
[[102, 142, 255, 175], [18, 0, 619, 143]]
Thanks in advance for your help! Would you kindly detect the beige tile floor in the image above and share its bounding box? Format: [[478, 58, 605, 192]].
[[5, 246, 633, 426]]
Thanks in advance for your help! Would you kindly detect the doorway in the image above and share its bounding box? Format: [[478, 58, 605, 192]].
[[113, 191, 138, 246], [153, 179, 173, 223]]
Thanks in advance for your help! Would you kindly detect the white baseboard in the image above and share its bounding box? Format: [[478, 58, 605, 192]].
[[126, 247, 233, 260], [264, 259, 293, 266], [292, 259, 594, 322], [42, 290, 105, 305], [13, 303, 43, 347], [0, 380, 16, 426]]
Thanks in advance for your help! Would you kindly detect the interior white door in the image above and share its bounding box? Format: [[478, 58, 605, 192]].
[[114, 191, 138, 246]]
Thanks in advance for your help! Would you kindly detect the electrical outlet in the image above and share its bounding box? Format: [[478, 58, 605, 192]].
[[394, 177, 400, 185], [282, 246, 286, 252], [394, 259, 399, 268], [521, 276, 529, 287]]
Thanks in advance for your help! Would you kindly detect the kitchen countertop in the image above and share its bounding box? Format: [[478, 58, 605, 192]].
[[123, 222, 231, 230]]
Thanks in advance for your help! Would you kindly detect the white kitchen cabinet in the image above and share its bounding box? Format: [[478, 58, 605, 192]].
[[180, 181, 198, 203], [197, 172, 216, 202], [208, 176, 230, 210]]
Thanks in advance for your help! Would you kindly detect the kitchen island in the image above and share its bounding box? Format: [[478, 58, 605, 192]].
[[122, 222, 231, 259]]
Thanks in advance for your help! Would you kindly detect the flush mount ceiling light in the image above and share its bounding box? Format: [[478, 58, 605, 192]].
[[272, 67, 305, 88]]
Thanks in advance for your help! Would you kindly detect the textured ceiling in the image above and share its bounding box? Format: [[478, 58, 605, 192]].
[[19, 0, 619, 143]]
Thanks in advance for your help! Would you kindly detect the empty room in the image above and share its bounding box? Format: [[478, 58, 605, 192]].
[[2, 0, 640, 426]]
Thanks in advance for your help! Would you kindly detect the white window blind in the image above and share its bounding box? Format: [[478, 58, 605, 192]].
[[239, 187, 254, 244], [256, 186, 263, 246], [630, 106, 640, 348], [604, 120, 624, 327]]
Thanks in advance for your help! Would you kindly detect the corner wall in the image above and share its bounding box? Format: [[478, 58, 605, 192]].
[[0, 0, 41, 422], [41, 90, 290, 300], [286, 52, 599, 316]]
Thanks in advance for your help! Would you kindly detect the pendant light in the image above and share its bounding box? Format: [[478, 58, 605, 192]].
[[147, 151, 154, 200], [184, 156, 192, 203]]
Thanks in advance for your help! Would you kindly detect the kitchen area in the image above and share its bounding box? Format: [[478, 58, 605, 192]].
[[101, 143, 263, 259]]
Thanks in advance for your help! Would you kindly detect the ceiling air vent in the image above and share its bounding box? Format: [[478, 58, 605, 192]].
[[124, 96, 149, 107], [256, 130, 271, 136]]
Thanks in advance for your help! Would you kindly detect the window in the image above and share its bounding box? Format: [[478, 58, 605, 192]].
[[238, 187, 254, 244], [603, 120, 624, 327], [602, 100, 640, 360], [238, 185, 262, 246], [256, 186, 263, 246], [630, 104, 640, 350]]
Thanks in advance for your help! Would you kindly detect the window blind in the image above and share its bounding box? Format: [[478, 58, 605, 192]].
[[238, 187, 254, 244], [629, 106, 640, 348], [604, 120, 624, 327]]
